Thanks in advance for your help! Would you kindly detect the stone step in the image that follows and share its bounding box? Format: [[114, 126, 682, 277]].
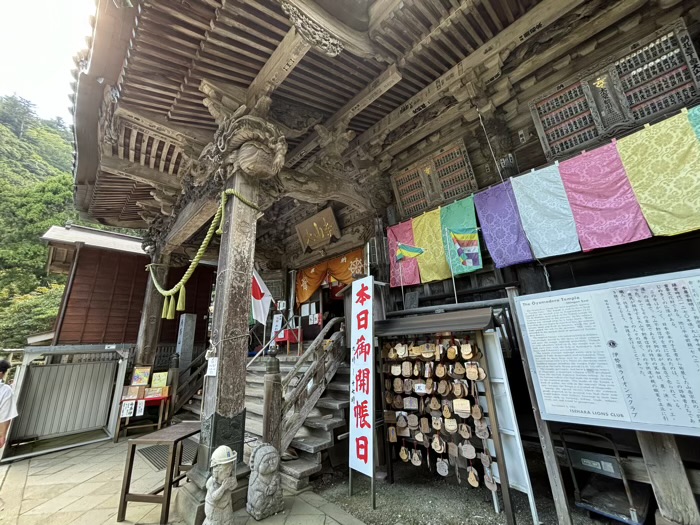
[[245, 415, 263, 437], [245, 375, 265, 385], [290, 434, 333, 454], [280, 471, 310, 492], [279, 457, 322, 479], [245, 386, 264, 399], [181, 403, 201, 417], [245, 402, 264, 416], [315, 397, 350, 410], [246, 364, 311, 375], [192, 393, 202, 401], [335, 364, 350, 376], [302, 415, 345, 431], [325, 381, 350, 393]]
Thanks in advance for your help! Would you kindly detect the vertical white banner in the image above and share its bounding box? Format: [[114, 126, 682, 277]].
[[349, 276, 374, 478]]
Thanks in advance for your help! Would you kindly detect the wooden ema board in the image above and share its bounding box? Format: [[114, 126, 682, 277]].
[[515, 269, 700, 437], [530, 18, 700, 160]]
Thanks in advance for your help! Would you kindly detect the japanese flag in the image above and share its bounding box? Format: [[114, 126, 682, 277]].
[[251, 269, 273, 325]]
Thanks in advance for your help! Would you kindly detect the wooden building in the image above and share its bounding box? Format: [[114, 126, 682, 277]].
[[69, 0, 700, 523]]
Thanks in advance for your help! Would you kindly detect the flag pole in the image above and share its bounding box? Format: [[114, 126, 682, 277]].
[[398, 256, 406, 309], [445, 227, 459, 305]]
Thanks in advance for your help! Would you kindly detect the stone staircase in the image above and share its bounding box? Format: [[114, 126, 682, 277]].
[[244, 353, 350, 493]]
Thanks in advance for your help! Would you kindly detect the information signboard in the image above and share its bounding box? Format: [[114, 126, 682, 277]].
[[349, 276, 375, 478], [515, 269, 700, 437]]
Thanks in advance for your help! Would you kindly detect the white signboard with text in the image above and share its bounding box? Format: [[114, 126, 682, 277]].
[[349, 276, 375, 477], [515, 269, 700, 436]]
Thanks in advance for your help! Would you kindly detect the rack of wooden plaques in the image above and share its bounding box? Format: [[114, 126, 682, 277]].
[[375, 309, 518, 524], [530, 18, 700, 160]]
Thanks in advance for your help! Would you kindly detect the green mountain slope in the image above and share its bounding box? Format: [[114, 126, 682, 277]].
[[0, 95, 78, 347]]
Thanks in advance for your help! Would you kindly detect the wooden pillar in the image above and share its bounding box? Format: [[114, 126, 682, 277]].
[[263, 353, 283, 451], [135, 254, 169, 366], [194, 171, 259, 477], [637, 432, 700, 525]]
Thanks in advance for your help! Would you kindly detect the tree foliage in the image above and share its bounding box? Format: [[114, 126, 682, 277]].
[[0, 95, 83, 347]]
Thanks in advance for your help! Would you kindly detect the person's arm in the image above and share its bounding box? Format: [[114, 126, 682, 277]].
[[0, 420, 10, 448]]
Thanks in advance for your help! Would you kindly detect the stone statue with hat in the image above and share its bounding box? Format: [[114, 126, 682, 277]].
[[203, 445, 237, 525]]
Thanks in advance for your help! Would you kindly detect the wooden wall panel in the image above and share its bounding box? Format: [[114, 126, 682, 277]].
[[158, 264, 216, 344], [57, 248, 149, 344]]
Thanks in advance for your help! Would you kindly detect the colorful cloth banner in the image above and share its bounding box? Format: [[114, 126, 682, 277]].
[[688, 105, 700, 142], [474, 181, 533, 268], [559, 143, 651, 251], [388, 221, 421, 288], [412, 208, 452, 283], [510, 165, 580, 258], [396, 243, 424, 260], [296, 247, 364, 304], [440, 197, 482, 274], [617, 111, 700, 236]]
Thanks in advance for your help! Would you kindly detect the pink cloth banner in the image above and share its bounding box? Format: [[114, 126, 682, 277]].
[[388, 220, 421, 288], [559, 143, 651, 251]]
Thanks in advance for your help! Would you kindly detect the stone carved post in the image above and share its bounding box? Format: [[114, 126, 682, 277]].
[[178, 108, 287, 525], [262, 350, 282, 452], [135, 253, 169, 366]]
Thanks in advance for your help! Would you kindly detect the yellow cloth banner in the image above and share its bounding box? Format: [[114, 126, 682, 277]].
[[617, 112, 700, 236], [412, 208, 452, 283], [295, 247, 364, 304]]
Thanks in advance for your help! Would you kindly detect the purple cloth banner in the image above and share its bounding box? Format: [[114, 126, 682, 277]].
[[559, 143, 651, 251], [474, 180, 534, 268], [388, 220, 421, 288]]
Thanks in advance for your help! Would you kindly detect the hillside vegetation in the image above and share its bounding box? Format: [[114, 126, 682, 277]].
[[0, 95, 83, 347]]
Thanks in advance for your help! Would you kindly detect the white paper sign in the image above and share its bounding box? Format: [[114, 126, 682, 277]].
[[121, 400, 135, 418], [516, 270, 700, 436], [271, 313, 284, 340], [277, 300, 286, 312], [136, 400, 145, 417], [349, 276, 374, 478], [206, 357, 218, 377]]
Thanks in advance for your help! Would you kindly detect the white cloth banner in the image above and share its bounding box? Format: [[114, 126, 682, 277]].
[[511, 165, 581, 258], [349, 276, 374, 478]]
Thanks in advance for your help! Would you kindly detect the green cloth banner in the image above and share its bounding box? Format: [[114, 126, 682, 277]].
[[440, 196, 483, 274]]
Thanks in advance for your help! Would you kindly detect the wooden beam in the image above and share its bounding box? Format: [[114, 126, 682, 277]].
[[369, 0, 402, 34], [637, 432, 700, 525], [348, 0, 588, 155], [285, 64, 402, 166], [163, 196, 219, 254], [282, 0, 388, 61], [246, 28, 312, 107], [100, 155, 181, 191]]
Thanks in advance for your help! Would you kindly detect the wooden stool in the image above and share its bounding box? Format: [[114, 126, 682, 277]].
[[117, 421, 200, 525]]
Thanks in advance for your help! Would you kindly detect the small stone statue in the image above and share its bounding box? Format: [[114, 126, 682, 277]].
[[246, 443, 284, 521], [203, 445, 238, 525]]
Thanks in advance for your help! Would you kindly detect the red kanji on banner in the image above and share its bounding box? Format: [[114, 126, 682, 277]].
[[354, 335, 371, 362], [355, 368, 370, 395], [355, 436, 369, 464], [355, 283, 371, 306], [356, 309, 369, 330], [353, 400, 371, 429]]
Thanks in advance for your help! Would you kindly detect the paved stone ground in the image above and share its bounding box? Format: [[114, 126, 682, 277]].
[[0, 440, 364, 525]]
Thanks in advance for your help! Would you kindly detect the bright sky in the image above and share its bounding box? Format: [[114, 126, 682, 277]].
[[0, 0, 95, 121]]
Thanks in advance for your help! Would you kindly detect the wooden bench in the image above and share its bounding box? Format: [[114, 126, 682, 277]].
[[117, 421, 200, 525]]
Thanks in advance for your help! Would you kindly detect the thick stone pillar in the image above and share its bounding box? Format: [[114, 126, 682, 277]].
[[176, 108, 287, 525], [135, 254, 169, 366]]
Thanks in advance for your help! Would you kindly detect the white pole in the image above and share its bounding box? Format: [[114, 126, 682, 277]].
[[445, 228, 459, 305], [398, 257, 405, 309]]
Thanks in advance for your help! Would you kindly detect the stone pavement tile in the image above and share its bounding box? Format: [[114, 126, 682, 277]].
[[92, 481, 123, 497], [95, 493, 121, 510], [17, 511, 85, 525], [234, 517, 249, 525], [290, 499, 324, 516], [253, 512, 286, 525], [1, 462, 30, 521], [285, 515, 326, 525], [19, 498, 49, 514], [21, 483, 74, 501], [65, 507, 117, 525], [299, 492, 329, 508], [60, 481, 108, 498], [317, 503, 366, 525], [31, 463, 71, 477], [324, 519, 340, 525], [22, 494, 81, 515], [89, 469, 125, 483], [130, 504, 185, 525], [58, 493, 114, 513]]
